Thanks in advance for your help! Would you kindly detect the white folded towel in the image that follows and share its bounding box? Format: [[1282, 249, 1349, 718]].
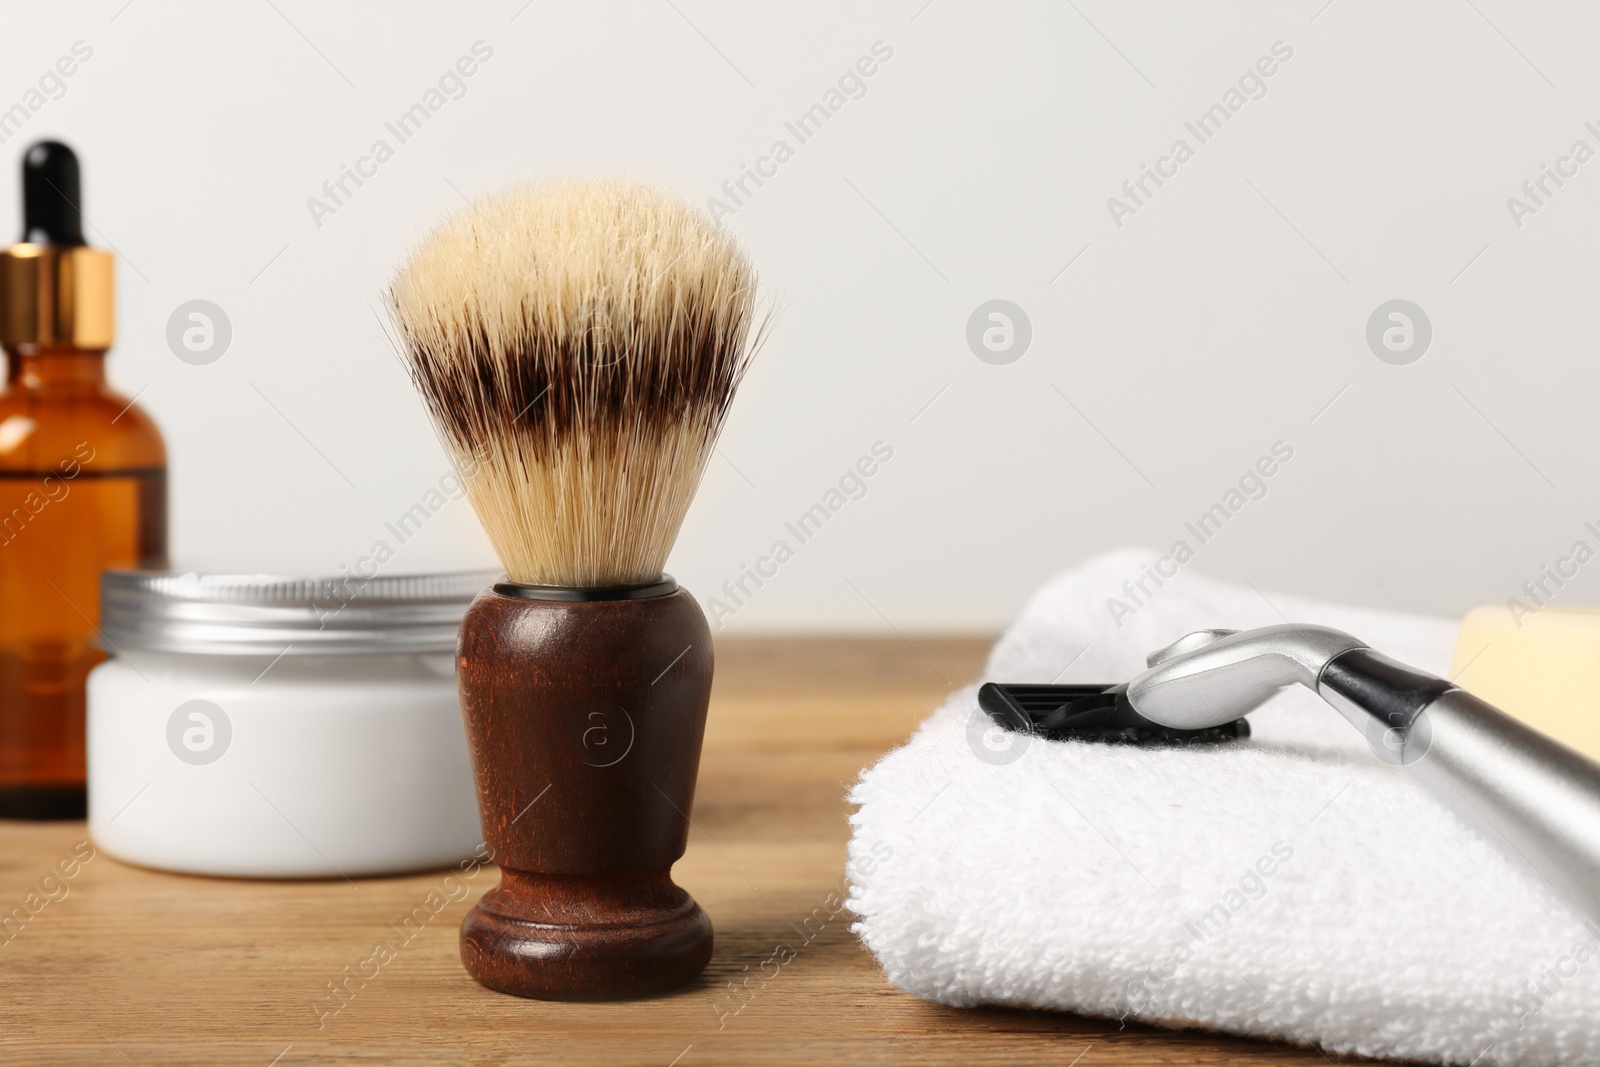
[[846, 549, 1600, 1066]]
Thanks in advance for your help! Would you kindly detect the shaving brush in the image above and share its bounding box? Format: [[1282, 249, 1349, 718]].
[[389, 180, 760, 1000]]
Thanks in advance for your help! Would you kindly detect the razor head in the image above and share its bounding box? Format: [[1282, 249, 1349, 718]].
[[978, 682, 1250, 746]]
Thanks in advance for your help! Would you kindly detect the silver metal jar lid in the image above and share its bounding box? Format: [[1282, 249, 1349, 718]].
[[99, 569, 503, 655]]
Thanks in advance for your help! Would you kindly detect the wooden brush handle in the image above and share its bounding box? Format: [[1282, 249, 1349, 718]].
[[456, 585, 714, 1000]]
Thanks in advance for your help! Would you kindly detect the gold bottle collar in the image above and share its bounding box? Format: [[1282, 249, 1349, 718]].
[[0, 243, 116, 350]]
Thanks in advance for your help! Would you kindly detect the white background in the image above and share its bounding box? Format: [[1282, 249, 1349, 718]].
[[3, 0, 1598, 631]]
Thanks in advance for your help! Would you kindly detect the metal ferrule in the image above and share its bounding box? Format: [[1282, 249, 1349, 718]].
[[492, 575, 678, 602]]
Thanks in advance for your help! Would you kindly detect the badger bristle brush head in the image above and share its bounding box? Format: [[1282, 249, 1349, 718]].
[[388, 181, 762, 1001], [389, 179, 760, 588]]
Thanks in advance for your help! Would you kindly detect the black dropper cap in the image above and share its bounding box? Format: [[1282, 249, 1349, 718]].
[[22, 141, 86, 246]]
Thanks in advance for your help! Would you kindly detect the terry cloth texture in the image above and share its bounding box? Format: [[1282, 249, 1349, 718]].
[[846, 548, 1600, 1066]]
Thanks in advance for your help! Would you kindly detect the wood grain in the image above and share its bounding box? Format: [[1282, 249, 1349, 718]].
[[456, 586, 716, 1000], [0, 636, 1370, 1065]]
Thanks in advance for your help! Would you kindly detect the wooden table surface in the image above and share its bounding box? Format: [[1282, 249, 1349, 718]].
[[1, 637, 1368, 1066]]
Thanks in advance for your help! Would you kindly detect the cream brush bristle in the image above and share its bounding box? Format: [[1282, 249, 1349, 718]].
[[388, 179, 762, 587]]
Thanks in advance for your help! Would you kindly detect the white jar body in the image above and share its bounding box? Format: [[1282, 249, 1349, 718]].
[[87, 650, 480, 878]]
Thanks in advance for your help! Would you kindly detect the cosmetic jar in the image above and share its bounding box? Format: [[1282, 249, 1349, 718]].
[[86, 569, 497, 878]]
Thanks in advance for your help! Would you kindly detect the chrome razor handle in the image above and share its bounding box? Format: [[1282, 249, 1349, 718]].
[[1391, 687, 1600, 922], [1127, 625, 1600, 924]]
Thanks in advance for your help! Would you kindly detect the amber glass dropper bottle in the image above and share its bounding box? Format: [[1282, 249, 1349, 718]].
[[0, 142, 167, 819]]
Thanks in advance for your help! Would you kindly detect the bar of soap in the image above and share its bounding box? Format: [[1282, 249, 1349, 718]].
[[1450, 605, 1600, 761]]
